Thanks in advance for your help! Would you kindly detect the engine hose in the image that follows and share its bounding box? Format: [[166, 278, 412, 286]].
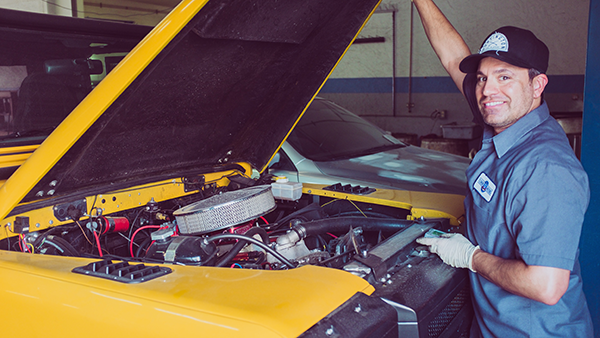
[[268, 202, 321, 230], [135, 237, 153, 258], [40, 235, 80, 257], [215, 227, 269, 268], [294, 216, 417, 238], [207, 233, 296, 269]]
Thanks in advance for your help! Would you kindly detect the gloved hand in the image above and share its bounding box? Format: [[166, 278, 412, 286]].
[[416, 233, 479, 272]]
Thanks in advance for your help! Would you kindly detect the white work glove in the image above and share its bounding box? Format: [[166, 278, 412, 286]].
[[416, 233, 479, 272]]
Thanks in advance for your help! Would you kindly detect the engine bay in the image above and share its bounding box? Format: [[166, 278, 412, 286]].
[[1, 176, 453, 283]]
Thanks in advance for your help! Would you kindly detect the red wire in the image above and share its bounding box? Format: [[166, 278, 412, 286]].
[[145, 241, 156, 255], [93, 231, 103, 257], [326, 232, 338, 239], [130, 225, 161, 257], [259, 216, 269, 225], [19, 234, 32, 253]]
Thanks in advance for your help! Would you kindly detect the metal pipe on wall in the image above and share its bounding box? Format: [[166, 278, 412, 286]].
[[392, 10, 397, 117], [71, 0, 77, 17], [378, 3, 430, 119], [407, 2, 414, 114]]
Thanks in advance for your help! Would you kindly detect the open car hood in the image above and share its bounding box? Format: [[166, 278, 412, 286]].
[[0, 0, 381, 218]]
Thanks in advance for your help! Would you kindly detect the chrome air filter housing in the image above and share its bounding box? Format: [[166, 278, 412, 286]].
[[174, 185, 276, 235]]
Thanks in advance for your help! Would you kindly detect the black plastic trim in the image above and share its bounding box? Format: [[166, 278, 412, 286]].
[[72, 259, 172, 284], [323, 183, 376, 195], [298, 292, 398, 338]]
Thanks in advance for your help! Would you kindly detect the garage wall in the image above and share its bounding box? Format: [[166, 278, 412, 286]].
[[321, 0, 590, 138], [0, 0, 78, 15], [82, 0, 178, 26]]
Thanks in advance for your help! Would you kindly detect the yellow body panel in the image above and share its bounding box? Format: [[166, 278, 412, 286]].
[[0, 250, 373, 337], [0, 145, 38, 168], [303, 183, 465, 226], [0, 145, 39, 155]]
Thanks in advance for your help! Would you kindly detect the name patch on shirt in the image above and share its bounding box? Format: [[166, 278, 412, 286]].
[[474, 172, 496, 202]]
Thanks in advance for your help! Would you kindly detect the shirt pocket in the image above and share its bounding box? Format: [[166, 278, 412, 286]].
[[469, 197, 515, 259]]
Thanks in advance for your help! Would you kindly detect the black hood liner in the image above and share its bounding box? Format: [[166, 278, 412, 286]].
[[24, 0, 380, 202]]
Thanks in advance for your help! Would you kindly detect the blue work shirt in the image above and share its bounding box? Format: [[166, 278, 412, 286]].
[[465, 102, 593, 337]]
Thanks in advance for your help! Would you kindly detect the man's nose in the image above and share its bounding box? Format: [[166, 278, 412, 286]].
[[482, 78, 499, 96]]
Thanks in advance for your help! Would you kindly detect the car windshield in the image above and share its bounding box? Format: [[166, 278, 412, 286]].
[[0, 19, 145, 147], [286, 98, 405, 161]]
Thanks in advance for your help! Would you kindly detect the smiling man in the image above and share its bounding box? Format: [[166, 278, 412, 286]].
[[412, 1, 593, 337]]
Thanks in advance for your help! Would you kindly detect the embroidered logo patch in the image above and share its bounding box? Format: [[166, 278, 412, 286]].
[[474, 172, 496, 202], [479, 32, 509, 55]]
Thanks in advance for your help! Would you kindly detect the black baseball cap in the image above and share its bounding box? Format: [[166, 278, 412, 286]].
[[459, 26, 549, 74]]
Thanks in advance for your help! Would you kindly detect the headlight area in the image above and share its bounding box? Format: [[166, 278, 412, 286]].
[[0, 182, 471, 338]]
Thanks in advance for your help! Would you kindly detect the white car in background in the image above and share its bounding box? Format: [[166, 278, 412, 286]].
[[269, 97, 470, 195]]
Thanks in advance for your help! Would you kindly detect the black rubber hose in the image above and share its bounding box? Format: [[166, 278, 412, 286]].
[[214, 227, 269, 267], [207, 233, 296, 269], [41, 235, 80, 256], [295, 217, 417, 237], [267, 202, 321, 230], [135, 237, 153, 258]]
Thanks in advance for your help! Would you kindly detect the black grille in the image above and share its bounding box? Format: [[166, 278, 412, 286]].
[[72, 259, 172, 283], [323, 183, 376, 195], [428, 286, 470, 338]]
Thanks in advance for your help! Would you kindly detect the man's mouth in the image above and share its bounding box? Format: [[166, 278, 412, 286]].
[[483, 101, 504, 108]]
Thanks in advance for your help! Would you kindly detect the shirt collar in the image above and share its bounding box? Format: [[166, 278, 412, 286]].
[[482, 101, 550, 158]]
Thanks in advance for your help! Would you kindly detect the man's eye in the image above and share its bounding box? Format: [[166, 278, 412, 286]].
[[477, 77, 487, 82], [500, 76, 510, 81]]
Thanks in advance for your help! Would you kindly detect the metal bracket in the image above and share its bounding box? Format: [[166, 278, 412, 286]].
[[53, 199, 87, 222], [183, 175, 206, 192]]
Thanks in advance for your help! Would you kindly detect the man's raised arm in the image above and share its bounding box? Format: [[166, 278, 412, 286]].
[[412, 0, 471, 93]]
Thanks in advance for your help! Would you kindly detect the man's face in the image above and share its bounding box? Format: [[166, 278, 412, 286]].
[[475, 57, 544, 134]]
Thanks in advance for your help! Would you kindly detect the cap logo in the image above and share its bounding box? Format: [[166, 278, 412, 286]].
[[479, 32, 509, 55]]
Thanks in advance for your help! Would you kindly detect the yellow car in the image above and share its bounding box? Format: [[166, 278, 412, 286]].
[[0, 1, 471, 337]]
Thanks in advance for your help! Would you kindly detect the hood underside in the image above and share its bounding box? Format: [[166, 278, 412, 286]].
[[9, 0, 381, 206]]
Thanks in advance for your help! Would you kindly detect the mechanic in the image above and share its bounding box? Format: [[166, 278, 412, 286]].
[[412, 0, 594, 337]]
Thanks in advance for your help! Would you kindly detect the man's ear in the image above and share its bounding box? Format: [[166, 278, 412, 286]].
[[532, 74, 549, 99]]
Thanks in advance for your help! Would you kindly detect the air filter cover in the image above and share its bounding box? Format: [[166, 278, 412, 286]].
[[174, 185, 276, 235]]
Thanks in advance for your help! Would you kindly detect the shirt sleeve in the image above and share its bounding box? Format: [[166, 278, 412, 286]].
[[506, 161, 589, 271]]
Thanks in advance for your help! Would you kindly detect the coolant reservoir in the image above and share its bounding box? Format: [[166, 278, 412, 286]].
[[271, 177, 302, 201]]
